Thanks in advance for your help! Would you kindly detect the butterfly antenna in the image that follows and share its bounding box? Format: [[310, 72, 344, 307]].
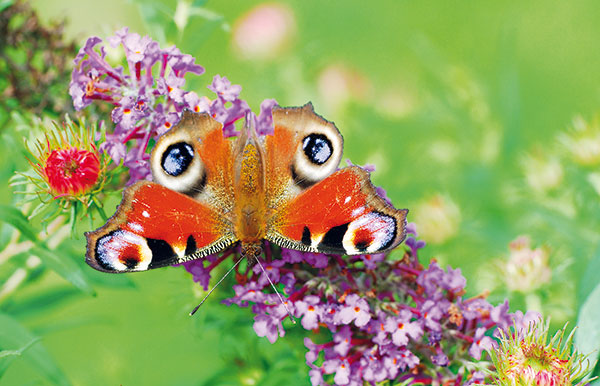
[[253, 255, 296, 324], [189, 255, 244, 316]]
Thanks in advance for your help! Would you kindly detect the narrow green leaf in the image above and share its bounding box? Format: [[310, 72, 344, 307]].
[[92, 196, 107, 221], [0, 205, 38, 242], [68, 201, 77, 235], [575, 282, 600, 367], [32, 246, 96, 296], [0, 338, 39, 359], [28, 201, 49, 219], [0, 313, 71, 385], [0, 338, 39, 378]]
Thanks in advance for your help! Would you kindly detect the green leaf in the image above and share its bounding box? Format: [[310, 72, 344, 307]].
[[179, 15, 225, 52], [134, 1, 172, 44], [32, 246, 96, 296], [0, 337, 38, 377], [83, 266, 136, 289], [0, 337, 39, 359], [5, 287, 82, 318], [575, 281, 600, 368], [0, 313, 71, 385], [0, 0, 15, 13], [0, 205, 39, 242]]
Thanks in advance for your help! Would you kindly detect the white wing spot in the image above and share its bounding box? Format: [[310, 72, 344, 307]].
[[142, 210, 150, 218], [129, 222, 143, 233], [351, 207, 365, 218]]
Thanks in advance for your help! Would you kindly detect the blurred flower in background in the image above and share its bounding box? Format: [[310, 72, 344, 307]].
[[413, 193, 461, 244], [375, 86, 418, 120], [560, 116, 600, 167], [521, 151, 564, 193], [317, 63, 372, 114], [231, 3, 296, 60], [503, 236, 551, 294]]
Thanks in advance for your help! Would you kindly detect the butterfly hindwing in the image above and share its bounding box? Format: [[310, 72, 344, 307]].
[[267, 167, 408, 255], [86, 181, 236, 273]]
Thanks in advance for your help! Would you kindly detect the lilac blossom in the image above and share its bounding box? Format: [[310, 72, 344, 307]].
[[70, 29, 276, 183], [296, 295, 323, 330], [469, 327, 495, 360], [384, 310, 423, 346], [336, 294, 371, 327], [207, 221, 539, 385]]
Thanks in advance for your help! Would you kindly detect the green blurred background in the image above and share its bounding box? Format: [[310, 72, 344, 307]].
[[2, 0, 600, 384]]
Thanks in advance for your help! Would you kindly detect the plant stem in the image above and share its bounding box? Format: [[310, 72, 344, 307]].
[[0, 216, 71, 304]]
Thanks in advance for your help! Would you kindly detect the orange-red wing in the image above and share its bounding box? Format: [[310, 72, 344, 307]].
[[267, 167, 408, 255], [264, 104, 343, 207], [150, 111, 236, 213], [86, 181, 236, 272], [264, 109, 300, 207]]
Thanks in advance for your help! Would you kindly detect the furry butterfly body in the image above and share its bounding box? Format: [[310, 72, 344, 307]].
[[86, 104, 408, 272]]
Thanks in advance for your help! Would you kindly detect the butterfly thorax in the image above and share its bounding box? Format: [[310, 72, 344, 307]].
[[234, 139, 267, 245]]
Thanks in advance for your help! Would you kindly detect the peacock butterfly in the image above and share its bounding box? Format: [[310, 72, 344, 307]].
[[85, 103, 408, 273]]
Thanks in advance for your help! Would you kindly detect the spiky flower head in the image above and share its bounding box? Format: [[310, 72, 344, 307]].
[[488, 319, 595, 386], [30, 120, 105, 197], [13, 117, 110, 224]]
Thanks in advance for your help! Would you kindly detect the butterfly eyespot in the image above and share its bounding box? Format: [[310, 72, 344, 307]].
[[342, 211, 397, 254], [93, 229, 153, 272], [302, 134, 332, 165], [151, 122, 207, 196], [161, 142, 194, 176], [290, 115, 343, 187]]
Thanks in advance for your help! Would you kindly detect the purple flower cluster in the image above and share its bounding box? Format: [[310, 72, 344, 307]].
[[185, 224, 538, 385], [69, 28, 276, 182]]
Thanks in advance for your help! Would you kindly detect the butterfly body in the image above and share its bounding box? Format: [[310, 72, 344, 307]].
[[86, 103, 408, 273], [235, 140, 267, 246]]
